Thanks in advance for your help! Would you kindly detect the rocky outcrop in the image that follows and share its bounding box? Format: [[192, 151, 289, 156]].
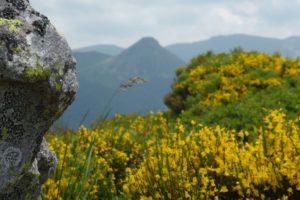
[[0, 0, 78, 199]]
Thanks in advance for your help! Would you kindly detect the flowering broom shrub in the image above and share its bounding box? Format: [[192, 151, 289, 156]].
[[42, 110, 300, 199], [165, 49, 300, 131]]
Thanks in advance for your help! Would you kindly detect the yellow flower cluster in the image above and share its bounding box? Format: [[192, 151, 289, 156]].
[[42, 114, 144, 199], [42, 110, 300, 199], [173, 51, 300, 107], [201, 76, 247, 107], [123, 110, 300, 199]]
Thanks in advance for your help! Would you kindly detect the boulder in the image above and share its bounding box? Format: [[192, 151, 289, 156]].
[[0, 0, 78, 199]]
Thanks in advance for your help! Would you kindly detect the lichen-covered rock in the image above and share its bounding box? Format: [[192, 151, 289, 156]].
[[0, 0, 78, 199]]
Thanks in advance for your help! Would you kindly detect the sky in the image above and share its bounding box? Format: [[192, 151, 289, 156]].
[[30, 0, 300, 49]]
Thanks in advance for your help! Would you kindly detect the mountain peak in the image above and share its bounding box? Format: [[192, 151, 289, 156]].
[[132, 37, 161, 49], [108, 37, 185, 80]]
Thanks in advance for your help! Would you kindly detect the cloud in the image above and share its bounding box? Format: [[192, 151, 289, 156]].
[[29, 0, 300, 48], [213, 7, 243, 25]]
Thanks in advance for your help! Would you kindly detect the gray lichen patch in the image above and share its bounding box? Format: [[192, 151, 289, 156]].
[[6, 0, 28, 11], [0, 82, 53, 192], [2, 146, 22, 168]]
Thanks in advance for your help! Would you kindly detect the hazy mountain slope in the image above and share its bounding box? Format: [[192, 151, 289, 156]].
[[61, 79, 111, 128], [166, 34, 300, 62], [61, 37, 185, 128], [283, 36, 300, 57], [74, 51, 111, 66], [73, 51, 114, 86], [59, 51, 113, 127], [74, 44, 124, 56], [74, 51, 111, 74]]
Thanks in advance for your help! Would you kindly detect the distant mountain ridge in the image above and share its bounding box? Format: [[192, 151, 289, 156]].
[[74, 44, 124, 56], [73, 34, 300, 62], [166, 34, 300, 61]]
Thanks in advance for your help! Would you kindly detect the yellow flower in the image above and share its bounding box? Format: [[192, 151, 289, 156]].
[[220, 186, 228, 193], [191, 120, 196, 126], [155, 192, 161, 199], [185, 191, 191, 199], [275, 157, 281, 164], [287, 187, 293, 195], [123, 184, 130, 193]]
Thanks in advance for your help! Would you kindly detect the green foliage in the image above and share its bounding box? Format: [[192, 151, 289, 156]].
[[165, 49, 300, 132]]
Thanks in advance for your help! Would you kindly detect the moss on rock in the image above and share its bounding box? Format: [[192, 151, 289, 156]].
[[24, 65, 51, 79], [0, 18, 22, 32]]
